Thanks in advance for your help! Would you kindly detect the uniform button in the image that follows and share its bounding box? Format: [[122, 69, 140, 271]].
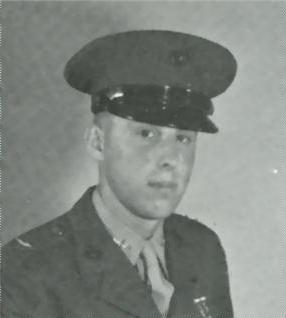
[[51, 225, 64, 236], [190, 277, 198, 284]]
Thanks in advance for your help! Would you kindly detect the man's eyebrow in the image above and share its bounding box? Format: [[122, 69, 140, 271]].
[[129, 122, 157, 130], [176, 131, 196, 135]]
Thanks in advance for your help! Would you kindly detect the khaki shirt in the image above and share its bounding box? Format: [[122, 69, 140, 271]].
[[92, 190, 169, 278]]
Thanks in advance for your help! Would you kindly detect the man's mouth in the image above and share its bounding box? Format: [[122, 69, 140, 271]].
[[147, 180, 177, 190]]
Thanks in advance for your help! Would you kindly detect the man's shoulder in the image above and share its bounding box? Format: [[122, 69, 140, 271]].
[[170, 213, 219, 236], [3, 210, 74, 273], [3, 187, 95, 269], [168, 213, 222, 248], [168, 213, 228, 270]]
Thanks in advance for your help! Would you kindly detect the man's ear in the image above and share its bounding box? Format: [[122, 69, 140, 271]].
[[85, 125, 104, 161]]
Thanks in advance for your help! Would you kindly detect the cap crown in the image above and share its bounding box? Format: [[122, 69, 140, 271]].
[[64, 30, 237, 98]]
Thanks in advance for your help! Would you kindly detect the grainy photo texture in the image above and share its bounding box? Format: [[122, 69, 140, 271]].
[[1, 2, 286, 318]]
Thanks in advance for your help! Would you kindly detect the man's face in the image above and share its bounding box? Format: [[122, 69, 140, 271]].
[[99, 114, 197, 220]]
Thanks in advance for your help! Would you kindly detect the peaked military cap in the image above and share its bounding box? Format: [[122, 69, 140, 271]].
[[64, 30, 237, 133]]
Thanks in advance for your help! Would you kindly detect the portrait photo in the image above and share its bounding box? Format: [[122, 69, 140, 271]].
[[2, 1, 286, 318]]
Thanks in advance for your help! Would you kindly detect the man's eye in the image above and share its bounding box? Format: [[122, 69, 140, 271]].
[[140, 129, 155, 138], [177, 135, 192, 144]]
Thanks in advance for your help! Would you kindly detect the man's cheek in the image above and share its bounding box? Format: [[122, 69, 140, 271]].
[[178, 170, 192, 191], [116, 145, 143, 165], [132, 144, 153, 159]]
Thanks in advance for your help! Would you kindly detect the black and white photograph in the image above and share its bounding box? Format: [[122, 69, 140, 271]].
[[1, 1, 286, 318]]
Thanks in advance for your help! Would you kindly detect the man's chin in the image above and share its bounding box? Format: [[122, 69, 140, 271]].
[[138, 201, 177, 220]]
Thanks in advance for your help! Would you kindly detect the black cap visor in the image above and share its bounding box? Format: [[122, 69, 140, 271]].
[[91, 85, 218, 133]]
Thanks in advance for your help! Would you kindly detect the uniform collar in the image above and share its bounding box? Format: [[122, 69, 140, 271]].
[[92, 190, 165, 265], [67, 186, 204, 317]]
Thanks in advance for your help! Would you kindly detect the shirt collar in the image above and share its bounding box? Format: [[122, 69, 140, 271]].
[[92, 190, 165, 265]]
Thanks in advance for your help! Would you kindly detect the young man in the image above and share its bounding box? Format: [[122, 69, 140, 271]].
[[2, 30, 237, 318]]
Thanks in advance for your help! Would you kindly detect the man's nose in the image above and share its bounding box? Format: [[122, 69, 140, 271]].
[[156, 142, 180, 170]]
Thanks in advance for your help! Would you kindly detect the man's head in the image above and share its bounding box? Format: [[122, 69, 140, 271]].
[[87, 112, 197, 220], [64, 30, 237, 220]]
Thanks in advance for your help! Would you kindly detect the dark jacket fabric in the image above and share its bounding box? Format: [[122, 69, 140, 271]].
[[2, 187, 233, 318]]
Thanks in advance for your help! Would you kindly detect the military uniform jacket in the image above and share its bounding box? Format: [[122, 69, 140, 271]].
[[2, 187, 233, 318]]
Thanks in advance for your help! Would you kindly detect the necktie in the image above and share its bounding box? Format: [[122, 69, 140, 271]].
[[140, 241, 174, 317]]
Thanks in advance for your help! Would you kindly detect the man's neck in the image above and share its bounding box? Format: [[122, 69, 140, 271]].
[[96, 183, 161, 239]]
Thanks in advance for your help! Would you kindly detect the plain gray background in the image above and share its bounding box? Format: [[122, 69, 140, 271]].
[[2, 1, 286, 317]]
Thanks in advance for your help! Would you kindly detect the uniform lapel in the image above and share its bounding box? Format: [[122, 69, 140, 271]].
[[98, 242, 159, 317], [164, 215, 204, 317], [68, 187, 160, 318]]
